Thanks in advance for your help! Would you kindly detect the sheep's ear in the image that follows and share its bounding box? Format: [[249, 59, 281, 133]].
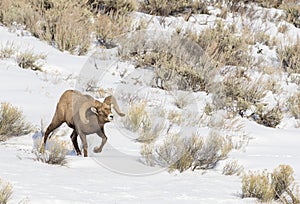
[[90, 107, 98, 115]]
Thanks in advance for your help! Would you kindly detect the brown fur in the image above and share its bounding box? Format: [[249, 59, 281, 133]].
[[43, 90, 125, 157]]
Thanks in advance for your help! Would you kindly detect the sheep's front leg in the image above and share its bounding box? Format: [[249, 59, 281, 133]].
[[94, 127, 107, 153], [78, 130, 88, 157]]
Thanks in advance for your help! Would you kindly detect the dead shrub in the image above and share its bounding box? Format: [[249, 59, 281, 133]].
[[35, 137, 68, 165], [0, 178, 13, 204], [242, 164, 299, 203], [0, 103, 32, 141]]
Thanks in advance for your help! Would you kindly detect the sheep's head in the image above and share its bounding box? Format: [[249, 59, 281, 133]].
[[79, 96, 125, 124], [90, 102, 114, 122]]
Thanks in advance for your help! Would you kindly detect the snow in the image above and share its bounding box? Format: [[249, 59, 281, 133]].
[[1, 3, 300, 203]]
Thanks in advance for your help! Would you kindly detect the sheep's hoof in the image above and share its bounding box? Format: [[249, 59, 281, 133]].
[[93, 147, 102, 153]]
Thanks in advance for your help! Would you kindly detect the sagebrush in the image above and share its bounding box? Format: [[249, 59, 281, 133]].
[[192, 22, 251, 67], [0, 103, 32, 141], [278, 41, 300, 75], [222, 160, 244, 176], [242, 164, 300, 203], [141, 131, 233, 172], [139, 0, 209, 17], [0, 0, 92, 55], [16, 50, 46, 71], [35, 137, 69, 165]]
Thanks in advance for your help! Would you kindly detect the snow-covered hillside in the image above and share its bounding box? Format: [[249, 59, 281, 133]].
[[1, 2, 300, 203]]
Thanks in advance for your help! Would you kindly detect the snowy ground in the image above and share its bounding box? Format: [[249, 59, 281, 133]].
[[1, 5, 300, 203]]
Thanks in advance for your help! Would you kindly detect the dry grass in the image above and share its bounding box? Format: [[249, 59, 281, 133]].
[[0, 103, 32, 141], [0, 178, 13, 204]]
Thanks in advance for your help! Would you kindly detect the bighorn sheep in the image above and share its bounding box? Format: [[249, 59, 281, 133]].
[[43, 90, 125, 157]]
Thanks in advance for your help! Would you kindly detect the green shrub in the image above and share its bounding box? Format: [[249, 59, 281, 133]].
[[0, 103, 32, 141], [0, 178, 13, 204]]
